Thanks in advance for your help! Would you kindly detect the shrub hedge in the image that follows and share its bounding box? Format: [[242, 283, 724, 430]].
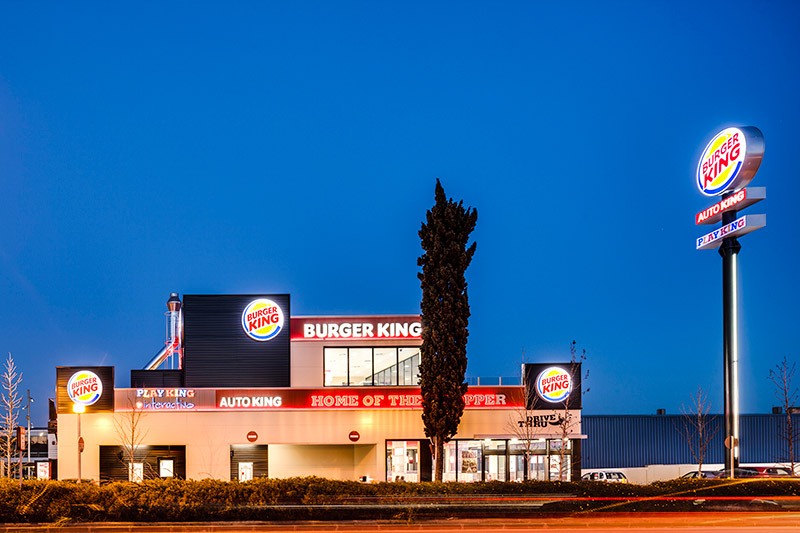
[[1, 477, 800, 523]]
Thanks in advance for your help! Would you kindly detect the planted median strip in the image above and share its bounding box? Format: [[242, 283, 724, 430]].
[[2, 478, 800, 523]]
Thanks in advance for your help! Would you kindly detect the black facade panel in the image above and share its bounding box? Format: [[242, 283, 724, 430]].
[[56, 366, 115, 414], [571, 439, 581, 481], [99, 445, 186, 482], [183, 294, 291, 387], [230, 445, 269, 480], [130, 369, 184, 388]]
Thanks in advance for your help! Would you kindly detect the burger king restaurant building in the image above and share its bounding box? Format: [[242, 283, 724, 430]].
[[56, 294, 583, 483]]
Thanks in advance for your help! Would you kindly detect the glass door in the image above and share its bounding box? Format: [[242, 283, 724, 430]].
[[386, 440, 419, 482], [483, 453, 507, 481], [482, 440, 507, 482], [529, 455, 547, 480], [509, 454, 525, 482], [548, 454, 571, 481]]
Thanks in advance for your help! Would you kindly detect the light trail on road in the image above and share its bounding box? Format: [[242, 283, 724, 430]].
[[3, 512, 800, 532]]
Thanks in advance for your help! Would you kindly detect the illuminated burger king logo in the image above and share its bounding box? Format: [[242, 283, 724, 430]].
[[536, 367, 572, 403], [67, 370, 103, 406], [696, 126, 764, 197], [242, 299, 284, 341]]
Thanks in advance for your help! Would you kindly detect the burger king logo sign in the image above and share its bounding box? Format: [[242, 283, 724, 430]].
[[242, 299, 284, 341], [696, 126, 764, 197], [67, 370, 103, 406], [536, 367, 572, 403]]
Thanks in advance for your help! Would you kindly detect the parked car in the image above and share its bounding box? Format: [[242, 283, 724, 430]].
[[680, 470, 719, 479], [748, 466, 793, 478], [581, 471, 628, 483], [711, 467, 759, 478]]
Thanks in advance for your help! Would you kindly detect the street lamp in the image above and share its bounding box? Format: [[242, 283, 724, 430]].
[[72, 403, 85, 483], [26, 390, 33, 466]]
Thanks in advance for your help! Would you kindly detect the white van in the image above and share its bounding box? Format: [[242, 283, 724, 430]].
[[581, 471, 628, 483]]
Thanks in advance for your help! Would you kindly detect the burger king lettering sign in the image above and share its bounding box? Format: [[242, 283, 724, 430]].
[[67, 370, 103, 406], [242, 299, 284, 341], [696, 126, 764, 197], [536, 367, 572, 403]]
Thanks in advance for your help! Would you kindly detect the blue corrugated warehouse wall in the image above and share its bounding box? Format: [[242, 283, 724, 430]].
[[582, 414, 800, 469]]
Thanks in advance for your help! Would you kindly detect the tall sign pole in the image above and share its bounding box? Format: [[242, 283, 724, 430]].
[[719, 226, 741, 472], [26, 389, 32, 465], [695, 126, 765, 478]]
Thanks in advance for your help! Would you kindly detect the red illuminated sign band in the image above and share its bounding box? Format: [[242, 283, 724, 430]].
[[117, 386, 524, 411], [215, 387, 521, 410]]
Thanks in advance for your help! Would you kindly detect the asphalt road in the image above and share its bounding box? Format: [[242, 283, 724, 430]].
[[3, 513, 800, 532]]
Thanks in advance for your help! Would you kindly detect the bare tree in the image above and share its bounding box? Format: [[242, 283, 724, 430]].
[[507, 350, 549, 480], [113, 395, 151, 481], [1, 353, 22, 478], [551, 341, 588, 481], [769, 357, 800, 475], [675, 387, 719, 475]]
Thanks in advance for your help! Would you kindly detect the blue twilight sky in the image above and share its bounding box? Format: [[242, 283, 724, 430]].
[[1, 2, 799, 425]]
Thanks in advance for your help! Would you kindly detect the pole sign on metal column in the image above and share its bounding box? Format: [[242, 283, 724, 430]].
[[694, 125, 765, 479]]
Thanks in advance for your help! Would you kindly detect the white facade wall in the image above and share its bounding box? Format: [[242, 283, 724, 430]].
[[57, 405, 540, 481]]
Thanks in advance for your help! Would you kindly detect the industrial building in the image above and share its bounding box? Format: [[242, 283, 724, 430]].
[[581, 413, 800, 483]]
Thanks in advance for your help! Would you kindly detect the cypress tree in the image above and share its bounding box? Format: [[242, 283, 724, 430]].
[[417, 179, 477, 481]]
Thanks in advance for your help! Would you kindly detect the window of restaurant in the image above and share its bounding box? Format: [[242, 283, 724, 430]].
[[324, 347, 421, 386], [386, 440, 420, 482], [458, 440, 483, 482], [387, 438, 575, 482]]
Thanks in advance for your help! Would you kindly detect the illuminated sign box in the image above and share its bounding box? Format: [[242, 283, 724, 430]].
[[696, 214, 766, 250], [523, 363, 581, 410], [697, 127, 763, 197], [56, 366, 115, 414], [696, 187, 766, 225], [116, 389, 215, 411]]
